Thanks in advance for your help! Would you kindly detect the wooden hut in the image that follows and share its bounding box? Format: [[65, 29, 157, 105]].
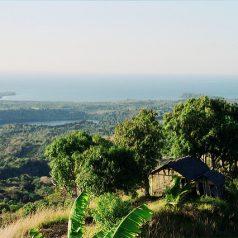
[[149, 156, 225, 198]]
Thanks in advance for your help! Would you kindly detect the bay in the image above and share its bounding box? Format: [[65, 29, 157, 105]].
[[0, 74, 238, 102]]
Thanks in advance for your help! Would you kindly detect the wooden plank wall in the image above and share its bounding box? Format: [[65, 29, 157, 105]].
[[149, 169, 182, 196]]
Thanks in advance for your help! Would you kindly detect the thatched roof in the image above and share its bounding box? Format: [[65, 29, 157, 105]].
[[201, 170, 225, 186], [150, 156, 225, 186]]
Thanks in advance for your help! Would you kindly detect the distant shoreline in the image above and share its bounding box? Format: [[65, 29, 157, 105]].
[[1, 75, 238, 101], [0, 91, 16, 99]]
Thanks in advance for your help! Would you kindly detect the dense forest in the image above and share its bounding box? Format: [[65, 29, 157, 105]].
[[0, 99, 176, 124], [0, 99, 175, 213], [1, 97, 238, 238]]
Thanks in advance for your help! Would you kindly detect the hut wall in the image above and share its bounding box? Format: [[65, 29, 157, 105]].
[[149, 169, 181, 196], [195, 178, 223, 198]]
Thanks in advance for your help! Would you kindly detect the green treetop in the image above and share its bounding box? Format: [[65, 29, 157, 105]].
[[114, 109, 163, 196], [163, 96, 238, 174]]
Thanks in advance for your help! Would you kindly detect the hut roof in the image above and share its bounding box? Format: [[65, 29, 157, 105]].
[[151, 156, 210, 180], [201, 170, 225, 186]]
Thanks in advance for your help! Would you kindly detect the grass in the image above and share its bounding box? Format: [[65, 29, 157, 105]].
[[84, 224, 98, 238], [0, 208, 70, 238], [1, 187, 238, 238], [147, 199, 166, 213], [141, 196, 238, 238]]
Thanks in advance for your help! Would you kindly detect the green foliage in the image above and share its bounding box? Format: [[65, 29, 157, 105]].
[[29, 192, 152, 238], [92, 134, 113, 147], [29, 228, 45, 238], [0, 202, 10, 213], [76, 145, 139, 195], [142, 193, 238, 238], [224, 178, 238, 202], [68, 192, 90, 238], [22, 202, 38, 216], [45, 129, 138, 196], [0, 175, 53, 214], [0, 99, 175, 209], [20, 191, 73, 216], [92, 193, 131, 231], [196, 196, 228, 212], [0, 99, 174, 126], [94, 204, 153, 238], [163, 96, 238, 174], [164, 176, 190, 208], [44, 131, 94, 195], [114, 109, 163, 195]]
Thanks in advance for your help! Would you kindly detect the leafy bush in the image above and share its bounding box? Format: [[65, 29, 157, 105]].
[[0, 202, 10, 213], [164, 176, 190, 208], [76, 145, 139, 195], [196, 196, 228, 213], [22, 202, 38, 216], [92, 193, 132, 231], [21, 192, 73, 216], [224, 178, 238, 202]]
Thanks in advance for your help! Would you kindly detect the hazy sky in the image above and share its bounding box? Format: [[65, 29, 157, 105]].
[[0, 1, 238, 75]]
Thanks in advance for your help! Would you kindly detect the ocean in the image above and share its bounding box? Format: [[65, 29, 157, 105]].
[[0, 74, 238, 102]]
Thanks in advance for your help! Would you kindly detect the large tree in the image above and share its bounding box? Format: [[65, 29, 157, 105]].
[[114, 109, 163, 196], [76, 145, 139, 195], [163, 96, 238, 174], [45, 131, 139, 196], [44, 131, 94, 196]]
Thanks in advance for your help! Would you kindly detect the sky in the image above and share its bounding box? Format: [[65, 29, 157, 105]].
[[0, 1, 238, 76]]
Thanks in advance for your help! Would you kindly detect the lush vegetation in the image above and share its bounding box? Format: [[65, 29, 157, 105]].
[[142, 180, 238, 237], [114, 109, 163, 196], [30, 192, 152, 238], [0, 99, 175, 212], [1, 97, 238, 238], [0, 99, 176, 125], [92, 193, 132, 231], [0, 122, 105, 212], [163, 96, 238, 175]]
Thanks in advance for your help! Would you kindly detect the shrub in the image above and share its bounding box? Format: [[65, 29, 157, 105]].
[[76, 145, 139, 196], [164, 176, 191, 208], [22, 202, 38, 216], [92, 193, 131, 231], [0, 202, 10, 213], [224, 178, 238, 202], [196, 196, 228, 213]]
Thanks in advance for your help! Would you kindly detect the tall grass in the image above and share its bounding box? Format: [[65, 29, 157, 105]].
[[142, 197, 238, 238], [0, 208, 70, 238]]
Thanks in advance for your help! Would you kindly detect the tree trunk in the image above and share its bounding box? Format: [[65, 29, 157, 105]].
[[211, 157, 216, 169], [144, 177, 150, 197]]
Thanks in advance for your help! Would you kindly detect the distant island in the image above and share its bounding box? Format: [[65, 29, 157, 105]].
[[181, 93, 204, 99], [0, 91, 16, 99]]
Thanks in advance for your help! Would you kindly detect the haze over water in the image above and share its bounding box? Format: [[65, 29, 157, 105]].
[[1, 74, 238, 102]]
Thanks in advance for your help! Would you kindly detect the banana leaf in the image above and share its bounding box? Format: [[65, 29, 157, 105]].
[[93, 204, 152, 238], [68, 191, 90, 238]]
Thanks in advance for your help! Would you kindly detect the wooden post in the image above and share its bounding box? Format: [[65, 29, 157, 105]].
[[149, 175, 153, 196]]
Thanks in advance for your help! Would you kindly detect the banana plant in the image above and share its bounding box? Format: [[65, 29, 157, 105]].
[[164, 176, 191, 208], [29, 191, 152, 238], [93, 204, 153, 238], [68, 191, 90, 238], [68, 192, 152, 238]]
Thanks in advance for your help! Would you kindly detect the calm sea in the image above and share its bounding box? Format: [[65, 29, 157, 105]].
[[0, 74, 238, 101]]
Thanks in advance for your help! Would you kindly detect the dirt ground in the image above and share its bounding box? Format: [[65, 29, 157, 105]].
[[40, 222, 68, 238]]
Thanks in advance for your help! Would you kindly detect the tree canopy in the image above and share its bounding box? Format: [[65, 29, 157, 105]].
[[76, 145, 139, 195], [114, 109, 163, 195], [163, 96, 238, 174], [45, 131, 139, 196], [44, 131, 94, 196]]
